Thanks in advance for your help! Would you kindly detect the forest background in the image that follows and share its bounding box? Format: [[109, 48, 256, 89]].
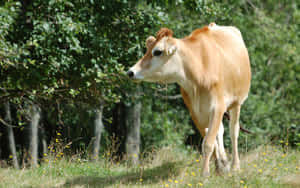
[[0, 0, 299, 169]]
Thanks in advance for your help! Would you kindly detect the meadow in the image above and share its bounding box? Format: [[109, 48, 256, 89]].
[[0, 145, 299, 188]]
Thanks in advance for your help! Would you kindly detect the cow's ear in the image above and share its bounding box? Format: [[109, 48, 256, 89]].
[[166, 45, 177, 55], [146, 36, 156, 49]]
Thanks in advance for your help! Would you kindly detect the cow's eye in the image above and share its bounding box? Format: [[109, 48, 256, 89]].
[[153, 50, 162, 56]]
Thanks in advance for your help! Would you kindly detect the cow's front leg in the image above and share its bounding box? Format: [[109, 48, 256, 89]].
[[202, 102, 225, 177]]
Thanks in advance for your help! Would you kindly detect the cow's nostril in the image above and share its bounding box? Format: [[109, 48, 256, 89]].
[[127, 70, 134, 78]]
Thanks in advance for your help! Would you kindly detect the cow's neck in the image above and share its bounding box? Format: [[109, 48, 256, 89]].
[[174, 39, 213, 115], [174, 40, 206, 96]]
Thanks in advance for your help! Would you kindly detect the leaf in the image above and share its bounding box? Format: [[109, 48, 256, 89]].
[[42, 22, 50, 32]]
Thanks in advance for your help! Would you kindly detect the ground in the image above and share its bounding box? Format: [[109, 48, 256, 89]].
[[0, 145, 299, 188]]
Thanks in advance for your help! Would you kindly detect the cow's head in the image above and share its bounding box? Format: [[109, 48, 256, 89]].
[[127, 28, 180, 83]]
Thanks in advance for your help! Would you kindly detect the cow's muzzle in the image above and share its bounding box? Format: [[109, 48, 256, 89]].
[[126, 70, 134, 78]]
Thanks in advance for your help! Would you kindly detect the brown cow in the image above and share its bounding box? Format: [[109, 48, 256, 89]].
[[127, 23, 251, 176]]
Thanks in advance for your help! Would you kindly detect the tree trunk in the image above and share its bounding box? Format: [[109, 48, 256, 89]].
[[125, 88, 142, 165], [30, 104, 40, 167], [5, 102, 19, 169], [40, 124, 48, 156], [92, 102, 104, 161]]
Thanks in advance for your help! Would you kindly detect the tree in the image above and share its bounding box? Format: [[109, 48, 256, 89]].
[[4, 102, 19, 168], [29, 104, 40, 167], [125, 87, 142, 165], [92, 100, 104, 161]]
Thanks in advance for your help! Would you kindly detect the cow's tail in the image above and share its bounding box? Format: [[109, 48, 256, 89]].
[[239, 124, 253, 134], [224, 112, 253, 134]]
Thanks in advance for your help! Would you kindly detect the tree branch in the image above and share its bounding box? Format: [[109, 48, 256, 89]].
[[156, 94, 182, 100], [0, 117, 18, 128]]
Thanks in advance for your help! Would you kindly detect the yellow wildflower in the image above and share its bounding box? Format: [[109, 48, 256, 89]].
[[253, 164, 257, 168], [165, 184, 169, 187], [264, 159, 268, 162], [174, 180, 178, 184], [274, 167, 278, 170], [188, 183, 192, 187], [196, 159, 200, 162], [9, 155, 13, 159], [279, 163, 283, 167], [198, 182, 203, 186], [57, 132, 61, 136], [258, 169, 262, 173], [191, 171, 196, 176], [55, 138, 59, 143], [168, 179, 173, 183], [240, 180, 245, 184], [263, 152, 266, 156], [139, 178, 143, 182]]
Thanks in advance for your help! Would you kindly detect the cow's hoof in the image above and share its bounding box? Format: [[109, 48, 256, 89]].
[[232, 164, 240, 172], [216, 164, 230, 175], [224, 163, 231, 173], [202, 170, 210, 177]]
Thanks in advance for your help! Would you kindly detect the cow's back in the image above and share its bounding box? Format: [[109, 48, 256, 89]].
[[183, 24, 251, 108]]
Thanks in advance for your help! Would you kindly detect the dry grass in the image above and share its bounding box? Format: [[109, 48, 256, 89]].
[[0, 145, 299, 188]]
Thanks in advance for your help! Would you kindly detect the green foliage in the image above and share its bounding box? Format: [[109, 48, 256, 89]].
[[296, 134, 300, 150], [234, 3, 300, 148], [141, 97, 192, 150], [1, 0, 163, 104], [0, 1, 23, 73]]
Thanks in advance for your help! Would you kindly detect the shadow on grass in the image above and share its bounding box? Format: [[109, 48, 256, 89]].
[[62, 161, 183, 188]]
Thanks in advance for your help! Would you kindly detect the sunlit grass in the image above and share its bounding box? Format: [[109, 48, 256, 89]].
[[0, 145, 299, 188]]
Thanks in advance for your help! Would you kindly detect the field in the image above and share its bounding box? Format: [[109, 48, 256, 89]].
[[0, 145, 299, 188]]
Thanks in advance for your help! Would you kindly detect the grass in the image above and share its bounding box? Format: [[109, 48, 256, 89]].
[[0, 145, 299, 188]]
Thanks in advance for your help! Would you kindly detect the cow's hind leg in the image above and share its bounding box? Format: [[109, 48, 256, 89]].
[[213, 140, 223, 175], [229, 105, 241, 171], [215, 122, 230, 174]]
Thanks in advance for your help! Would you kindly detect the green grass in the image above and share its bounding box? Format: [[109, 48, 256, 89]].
[[0, 145, 299, 188]]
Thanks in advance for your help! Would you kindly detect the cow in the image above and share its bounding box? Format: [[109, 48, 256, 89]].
[[126, 22, 251, 176]]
